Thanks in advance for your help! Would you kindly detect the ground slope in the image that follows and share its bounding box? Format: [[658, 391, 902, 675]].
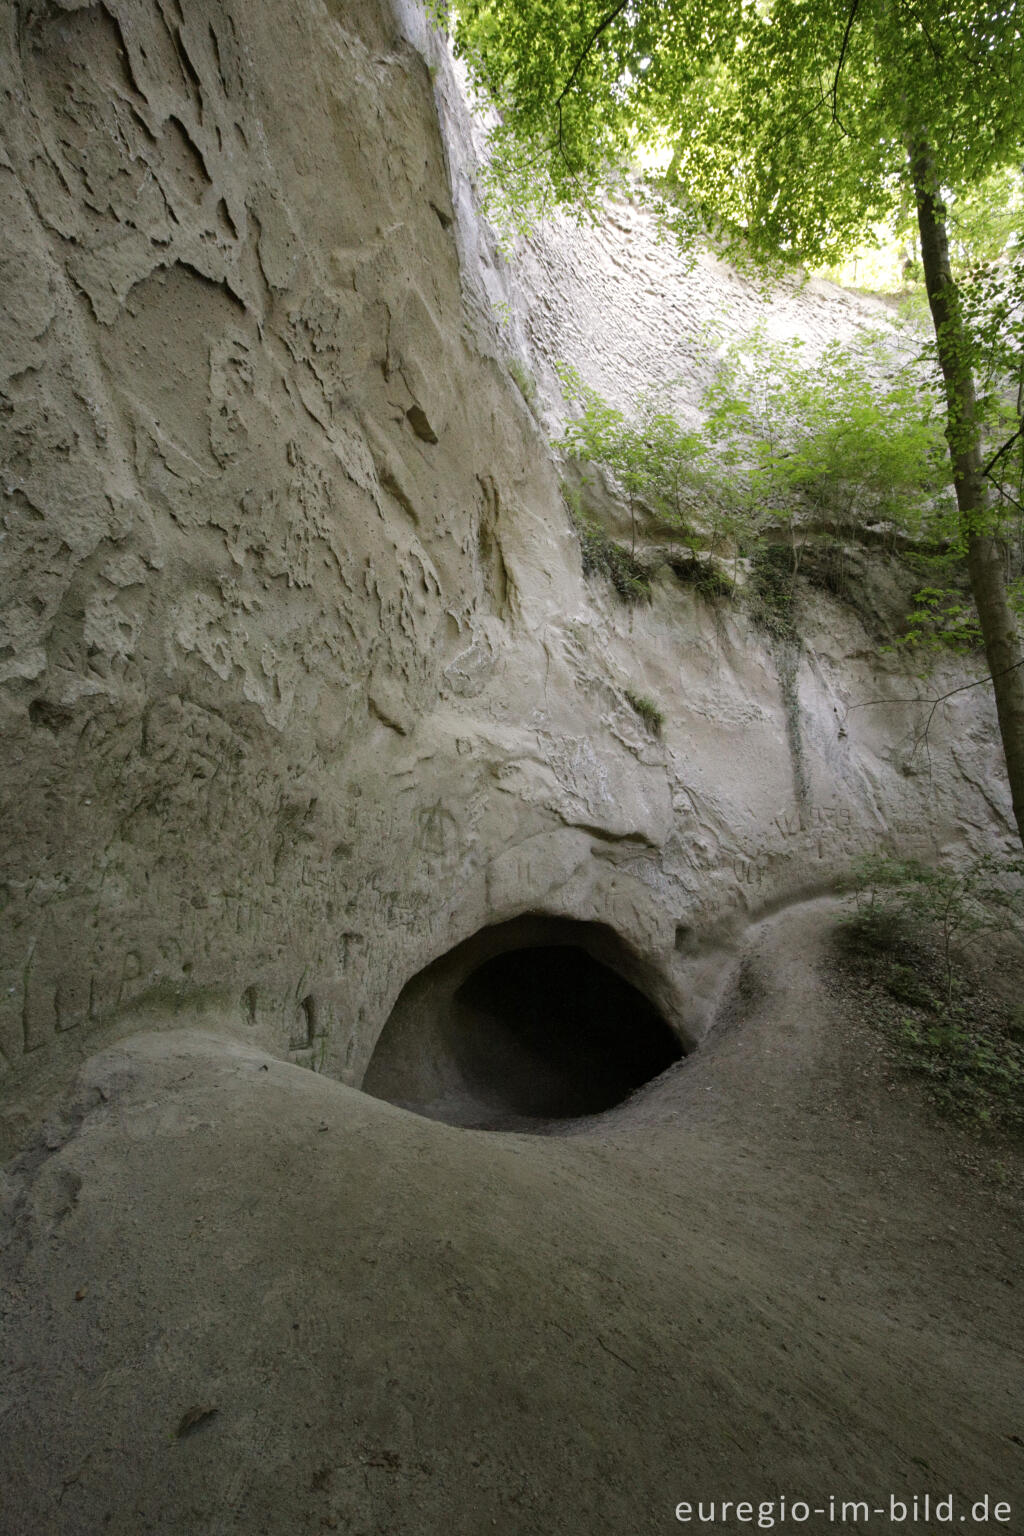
[[2, 900, 1020, 1536]]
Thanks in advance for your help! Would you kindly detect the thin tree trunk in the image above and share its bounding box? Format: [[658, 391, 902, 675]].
[[911, 139, 1024, 849]]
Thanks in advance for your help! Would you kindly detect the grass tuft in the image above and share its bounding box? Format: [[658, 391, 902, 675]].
[[625, 689, 664, 733]]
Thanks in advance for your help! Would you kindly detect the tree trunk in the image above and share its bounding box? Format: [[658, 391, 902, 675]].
[[911, 139, 1024, 849]]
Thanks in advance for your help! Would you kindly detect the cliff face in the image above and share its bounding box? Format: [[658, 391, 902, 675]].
[[0, 0, 1013, 1131]]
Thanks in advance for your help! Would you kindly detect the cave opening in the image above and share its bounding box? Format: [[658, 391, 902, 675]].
[[362, 918, 684, 1131]]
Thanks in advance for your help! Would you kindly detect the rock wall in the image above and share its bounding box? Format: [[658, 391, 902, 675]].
[[0, 0, 1014, 1143]]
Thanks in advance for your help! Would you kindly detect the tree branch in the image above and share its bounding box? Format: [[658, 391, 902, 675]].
[[554, 0, 631, 108], [555, 98, 588, 189], [549, 1, 633, 183], [902, 0, 944, 63], [843, 658, 1024, 750], [982, 423, 1024, 480], [986, 475, 1024, 518], [830, 0, 861, 134]]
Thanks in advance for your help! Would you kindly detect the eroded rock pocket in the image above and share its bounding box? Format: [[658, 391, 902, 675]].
[[362, 916, 684, 1131]]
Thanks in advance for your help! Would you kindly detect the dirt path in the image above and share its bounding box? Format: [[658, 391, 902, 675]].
[[1, 900, 1021, 1535]]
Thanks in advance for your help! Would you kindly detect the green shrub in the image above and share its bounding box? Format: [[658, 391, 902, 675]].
[[555, 328, 955, 572], [838, 904, 906, 957], [893, 582, 984, 655], [838, 856, 1024, 1136], [851, 851, 1024, 1004]]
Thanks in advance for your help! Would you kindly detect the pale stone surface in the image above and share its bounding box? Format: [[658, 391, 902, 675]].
[[0, 0, 1014, 1145]]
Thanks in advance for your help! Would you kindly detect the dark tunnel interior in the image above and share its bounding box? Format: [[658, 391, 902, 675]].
[[362, 927, 684, 1131]]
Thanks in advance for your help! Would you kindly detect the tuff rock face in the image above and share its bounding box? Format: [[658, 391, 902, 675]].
[[3, 7, 1023, 1533], [0, 0, 1013, 1139]]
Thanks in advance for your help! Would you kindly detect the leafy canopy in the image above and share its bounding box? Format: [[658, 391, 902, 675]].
[[447, 0, 1024, 266]]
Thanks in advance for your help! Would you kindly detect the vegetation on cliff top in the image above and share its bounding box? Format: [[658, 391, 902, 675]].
[[437, 0, 1024, 847], [555, 326, 969, 635]]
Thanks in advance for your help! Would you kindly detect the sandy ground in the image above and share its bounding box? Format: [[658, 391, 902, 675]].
[[1, 899, 1021, 1536]]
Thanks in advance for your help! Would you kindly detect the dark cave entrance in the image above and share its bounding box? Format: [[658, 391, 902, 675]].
[[361, 917, 684, 1130]]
